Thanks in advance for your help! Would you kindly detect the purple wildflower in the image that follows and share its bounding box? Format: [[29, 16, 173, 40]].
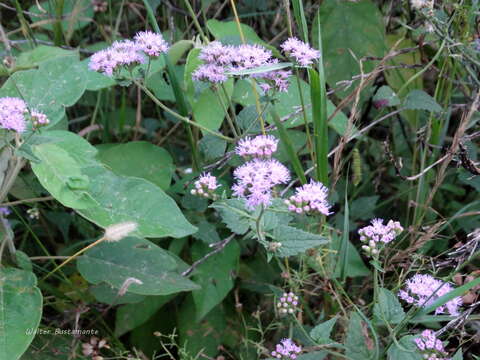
[[30, 109, 49, 128], [271, 338, 302, 359], [235, 135, 279, 159], [232, 44, 273, 71], [232, 159, 290, 209], [398, 274, 462, 316], [198, 41, 234, 66], [134, 31, 169, 57], [254, 68, 291, 93], [277, 292, 299, 315], [358, 218, 403, 244], [89, 40, 145, 76], [285, 180, 332, 216], [281, 37, 320, 66], [191, 173, 220, 200], [413, 330, 449, 360], [0, 97, 27, 133], [0, 207, 11, 216], [192, 64, 228, 83]]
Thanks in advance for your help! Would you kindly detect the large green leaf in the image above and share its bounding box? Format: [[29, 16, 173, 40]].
[[191, 240, 240, 321], [317, 0, 385, 97], [211, 199, 251, 235], [0, 56, 87, 127], [77, 237, 199, 296], [0, 268, 43, 360], [77, 165, 197, 238], [31, 131, 196, 238], [15, 45, 77, 69], [28, 0, 94, 33], [97, 141, 174, 190], [310, 317, 338, 344]]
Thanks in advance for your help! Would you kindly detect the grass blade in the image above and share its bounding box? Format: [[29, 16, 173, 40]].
[[270, 107, 306, 185], [291, 0, 308, 42]]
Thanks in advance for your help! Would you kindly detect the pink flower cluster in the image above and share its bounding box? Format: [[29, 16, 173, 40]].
[[398, 274, 462, 316], [285, 180, 332, 216], [235, 135, 278, 159], [192, 41, 291, 92], [0, 97, 27, 133], [414, 330, 449, 360], [358, 218, 403, 244], [89, 31, 168, 76], [232, 158, 290, 209], [277, 292, 299, 315], [280, 37, 320, 66], [191, 172, 220, 200], [271, 338, 302, 359], [31, 109, 49, 128]]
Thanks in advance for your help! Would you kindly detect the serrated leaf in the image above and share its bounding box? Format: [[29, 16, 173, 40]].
[[310, 317, 338, 344], [211, 199, 251, 235], [373, 288, 406, 325], [272, 225, 328, 257], [345, 312, 375, 360], [77, 237, 199, 296], [403, 90, 442, 112], [0, 268, 43, 360]]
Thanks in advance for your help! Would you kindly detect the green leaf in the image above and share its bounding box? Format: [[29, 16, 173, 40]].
[[345, 312, 375, 360], [403, 90, 442, 112], [191, 240, 240, 320], [31, 143, 98, 209], [226, 62, 292, 76], [0, 56, 87, 127], [97, 141, 174, 190], [387, 335, 423, 360], [198, 135, 227, 161], [272, 225, 328, 258], [373, 288, 406, 325], [178, 297, 226, 358], [115, 295, 174, 336], [452, 349, 463, 360], [89, 283, 145, 305], [168, 40, 194, 64], [211, 199, 251, 235], [77, 237, 199, 296], [207, 19, 275, 53], [28, 0, 94, 33], [78, 165, 197, 238], [81, 58, 116, 91], [316, 0, 385, 98], [350, 196, 380, 221], [310, 317, 337, 344], [297, 352, 328, 360], [0, 268, 43, 360], [374, 86, 400, 107], [15, 45, 77, 69]]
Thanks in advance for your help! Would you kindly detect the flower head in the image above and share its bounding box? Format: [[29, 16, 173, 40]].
[[285, 180, 332, 216], [281, 37, 320, 66], [410, 0, 434, 10], [198, 41, 234, 66], [271, 338, 302, 359], [192, 64, 228, 83], [89, 40, 145, 76], [232, 159, 290, 209], [0, 97, 27, 133], [191, 173, 220, 200], [359, 218, 403, 244], [0, 207, 11, 216], [232, 44, 273, 71], [235, 135, 279, 159], [277, 292, 299, 315], [254, 68, 291, 93], [398, 274, 462, 316], [30, 109, 49, 128], [413, 330, 449, 359], [134, 31, 169, 57]]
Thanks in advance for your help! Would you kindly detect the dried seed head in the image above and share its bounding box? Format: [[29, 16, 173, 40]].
[[104, 221, 137, 242]]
